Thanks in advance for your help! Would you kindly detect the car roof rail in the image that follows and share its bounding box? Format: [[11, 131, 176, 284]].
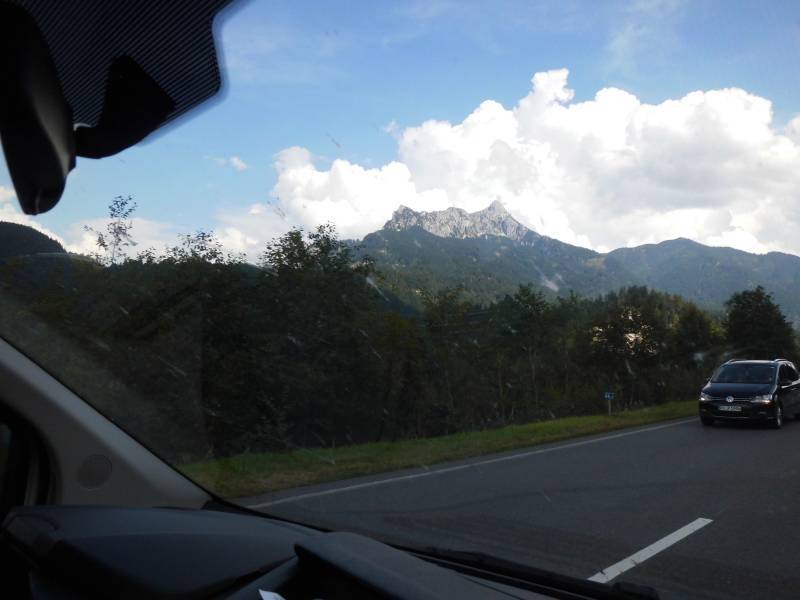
[[773, 358, 790, 362]]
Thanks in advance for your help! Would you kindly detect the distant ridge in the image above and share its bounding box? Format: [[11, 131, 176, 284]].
[[357, 202, 800, 324], [0, 222, 66, 260]]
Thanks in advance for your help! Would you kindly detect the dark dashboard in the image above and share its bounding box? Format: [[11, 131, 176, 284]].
[[1, 505, 654, 600]]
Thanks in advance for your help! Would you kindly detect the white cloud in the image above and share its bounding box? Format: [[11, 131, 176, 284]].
[[786, 115, 800, 142], [1, 183, 253, 260], [213, 69, 800, 257], [382, 120, 399, 135], [229, 156, 248, 171], [210, 156, 249, 172], [213, 204, 281, 255], [65, 217, 180, 257], [10, 69, 796, 261]]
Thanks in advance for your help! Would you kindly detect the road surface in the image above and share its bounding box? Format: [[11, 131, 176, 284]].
[[243, 417, 800, 599]]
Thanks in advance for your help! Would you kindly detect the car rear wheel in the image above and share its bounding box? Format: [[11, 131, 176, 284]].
[[771, 405, 783, 429], [700, 416, 714, 426]]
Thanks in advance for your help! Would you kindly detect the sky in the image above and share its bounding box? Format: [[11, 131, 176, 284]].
[[2, 0, 800, 258]]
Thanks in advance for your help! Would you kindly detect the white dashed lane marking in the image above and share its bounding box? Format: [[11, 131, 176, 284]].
[[588, 517, 713, 584]]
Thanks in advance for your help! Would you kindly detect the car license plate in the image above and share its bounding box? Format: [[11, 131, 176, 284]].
[[719, 405, 742, 412]]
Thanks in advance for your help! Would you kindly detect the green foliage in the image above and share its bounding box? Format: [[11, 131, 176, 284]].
[[164, 230, 238, 264], [420, 286, 470, 331], [724, 286, 798, 360], [671, 304, 724, 367], [262, 223, 371, 275]]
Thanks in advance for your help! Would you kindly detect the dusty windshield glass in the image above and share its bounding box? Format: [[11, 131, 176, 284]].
[[2, 2, 800, 599]]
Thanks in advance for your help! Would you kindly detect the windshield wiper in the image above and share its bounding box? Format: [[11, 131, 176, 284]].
[[406, 546, 659, 600]]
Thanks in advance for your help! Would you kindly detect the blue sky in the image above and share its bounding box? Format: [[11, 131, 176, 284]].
[[2, 0, 800, 256]]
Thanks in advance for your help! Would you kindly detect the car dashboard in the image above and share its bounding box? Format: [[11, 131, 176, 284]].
[[0, 505, 659, 600]]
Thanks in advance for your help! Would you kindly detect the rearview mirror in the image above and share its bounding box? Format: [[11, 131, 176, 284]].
[[0, 3, 76, 215]]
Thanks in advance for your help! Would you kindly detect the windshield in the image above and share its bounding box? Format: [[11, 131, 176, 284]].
[[711, 364, 777, 384], [2, 2, 800, 598]]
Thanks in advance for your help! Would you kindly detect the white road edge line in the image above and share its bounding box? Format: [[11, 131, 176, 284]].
[[246, 417, 694, 509], [588, 517, 713, 584]]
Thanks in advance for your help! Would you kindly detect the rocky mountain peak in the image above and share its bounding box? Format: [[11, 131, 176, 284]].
[[383, 201, 536, 243]]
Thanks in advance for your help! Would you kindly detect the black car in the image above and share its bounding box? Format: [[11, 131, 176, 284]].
[[699, 359, 800, 428]]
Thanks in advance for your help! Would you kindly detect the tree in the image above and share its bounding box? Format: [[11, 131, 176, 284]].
[[261, 223, 371, 276], [591, 291, 661, 365], [670, 303, 722, 368], [418, 287, 473, 432], [724, 286, 797, 360], [587, 287, 679, 408], [510, 284, 550, 411], [84, 195, 137, 265], [419, 286, 469, 333], [257, 224, 380, 446], [362, 310, 426, 441]]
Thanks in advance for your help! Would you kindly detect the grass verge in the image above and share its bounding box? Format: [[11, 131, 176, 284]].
[[180, 400, 695, 499]]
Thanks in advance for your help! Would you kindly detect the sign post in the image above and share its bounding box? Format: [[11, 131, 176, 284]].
[[604, 391, 616, 415]]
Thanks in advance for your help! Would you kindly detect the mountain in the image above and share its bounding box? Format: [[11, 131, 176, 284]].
[[608, 239, 800, 322], [0, 222, 65, 260], [359, 203, 800, 323], [359, 203, 639, 308], [384, 201, 538, 244]]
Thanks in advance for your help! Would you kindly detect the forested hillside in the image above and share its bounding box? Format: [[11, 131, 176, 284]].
[[608, 238, 800, 323], [0, 222, 65, 259], [1, 206, 795, 464], [360, 203, 800, 323], [358, 226, 638, 308]]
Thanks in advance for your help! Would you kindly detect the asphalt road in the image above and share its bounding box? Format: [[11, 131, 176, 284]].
[[244, 417, 800, 599]]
